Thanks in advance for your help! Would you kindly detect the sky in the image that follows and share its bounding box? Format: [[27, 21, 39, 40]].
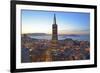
[[21, 10, 90, 35]]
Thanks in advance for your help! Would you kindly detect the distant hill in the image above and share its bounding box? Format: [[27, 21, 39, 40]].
[[24, 33, 48, 36], [22, 33, 81, 36], [59, 34, 80, 37]]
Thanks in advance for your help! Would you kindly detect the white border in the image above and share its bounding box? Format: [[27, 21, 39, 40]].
[[16, 4, 94, 69]]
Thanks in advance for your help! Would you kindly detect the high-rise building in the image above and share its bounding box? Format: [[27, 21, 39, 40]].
[[51, 14, 58, 52], [52, 14, 58, 41]]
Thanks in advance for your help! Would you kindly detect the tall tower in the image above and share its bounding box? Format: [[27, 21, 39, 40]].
[[52, 14, 58, 41], [43, 14, 58, 62]]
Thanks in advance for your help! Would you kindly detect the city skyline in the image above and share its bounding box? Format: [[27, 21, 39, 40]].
[[21, 10, 90, 35]]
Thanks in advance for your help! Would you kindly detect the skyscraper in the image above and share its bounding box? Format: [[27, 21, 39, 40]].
[[51, 14, 58, 49], [52, 14, 58, 41]]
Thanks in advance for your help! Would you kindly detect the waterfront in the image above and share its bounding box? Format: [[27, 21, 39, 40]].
[[29, 35, 90, 41]]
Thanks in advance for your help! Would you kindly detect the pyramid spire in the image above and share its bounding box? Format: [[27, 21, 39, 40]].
[[54, 14, 56, 24]]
